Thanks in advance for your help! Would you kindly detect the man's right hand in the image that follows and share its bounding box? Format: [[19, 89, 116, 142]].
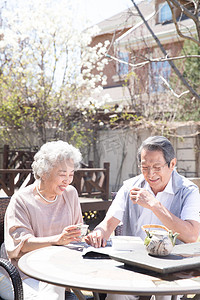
[[85, 216, 120, 248], [85, 229, 107, 248]]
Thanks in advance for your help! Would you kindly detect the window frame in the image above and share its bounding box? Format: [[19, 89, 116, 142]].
[[159, 3, 172, 23], [149, 60, 171, 93], [116, 51, 129, 76]]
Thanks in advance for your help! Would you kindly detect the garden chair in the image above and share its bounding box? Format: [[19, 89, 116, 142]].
[[0, 197, 23, 300], [0, 258, 23, 300]]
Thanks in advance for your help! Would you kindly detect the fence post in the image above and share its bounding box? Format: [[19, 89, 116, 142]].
[[103, 162, 110, 200], [9, 173, 15, 196], [3, 145, 9, 169], [88, 161, 94, 168]]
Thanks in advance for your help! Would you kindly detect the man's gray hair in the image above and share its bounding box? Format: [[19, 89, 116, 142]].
[[32, 140, 82, 180], [137, 136, 175, 166]]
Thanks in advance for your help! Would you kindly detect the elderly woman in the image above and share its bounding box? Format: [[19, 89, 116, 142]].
[[1, 140, 83, 300]]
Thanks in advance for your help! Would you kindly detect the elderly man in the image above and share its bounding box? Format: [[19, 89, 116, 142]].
[[86, 135, 200, 300]]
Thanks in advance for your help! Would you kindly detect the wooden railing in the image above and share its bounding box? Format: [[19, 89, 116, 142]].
[[2, 144, 37, 169], [0, 163, 110, 198], [188, 178, 200, 190], [73, 162, 110, 200], [0, 163, 111, 243], [0, 169, 34, 196], [0, 162, 111, 214]]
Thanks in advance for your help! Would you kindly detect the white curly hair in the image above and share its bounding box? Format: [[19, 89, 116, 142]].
[[32, 140, 82, 180]]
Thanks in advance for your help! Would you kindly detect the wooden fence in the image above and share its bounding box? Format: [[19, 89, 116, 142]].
[[0, 162, 111, 212], [0, 145, 112, 229], [2, 144, 37, 169]]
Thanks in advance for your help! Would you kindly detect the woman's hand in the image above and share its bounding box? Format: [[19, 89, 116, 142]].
[[85, 228, 107, 248], [21, 225, 82, 252], [55, 225, 81, 245]]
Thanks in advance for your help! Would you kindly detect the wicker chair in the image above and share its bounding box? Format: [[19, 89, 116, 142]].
[[0, 197, 24, 300], [0, 197, 10, 246], [0, 258, 23, 300]]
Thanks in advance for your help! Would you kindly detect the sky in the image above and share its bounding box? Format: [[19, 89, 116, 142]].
[[4, 0, 134, 27], [78, 0, 133, 25]]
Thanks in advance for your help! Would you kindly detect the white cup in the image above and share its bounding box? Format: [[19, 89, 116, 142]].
[[77, 224, 89, 237]]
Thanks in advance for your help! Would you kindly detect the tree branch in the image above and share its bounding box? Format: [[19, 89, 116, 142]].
[[130, 0, 200, 100], [166, 0, 200, 43], [160, 75, 190, 98], [166, 0, 200, 46], [106, 53, 200, 68]]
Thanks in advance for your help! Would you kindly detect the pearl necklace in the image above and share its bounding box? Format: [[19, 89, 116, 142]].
[[36, 186, 58, 203]]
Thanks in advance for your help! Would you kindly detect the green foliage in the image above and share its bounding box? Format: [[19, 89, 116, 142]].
[[182, 39, 200, 91], [109, 112, 143, 127], [171, 38, 200, 121]]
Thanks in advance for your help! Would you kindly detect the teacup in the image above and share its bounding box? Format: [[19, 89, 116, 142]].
[[76, 224, 89, 237]]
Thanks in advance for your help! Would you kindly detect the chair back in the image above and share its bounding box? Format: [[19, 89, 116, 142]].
[[0, 258, 24, 300], [0, 197, 11, 246], [0, 198, 23, 299]]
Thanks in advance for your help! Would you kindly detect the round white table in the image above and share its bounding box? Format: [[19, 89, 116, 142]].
[[18, 245, 200, 300]]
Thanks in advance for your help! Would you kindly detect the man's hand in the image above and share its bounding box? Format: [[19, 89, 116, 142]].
[[85, 228, 107, 248], [130, 187, 159, 209], [85, 216, 121, 248]]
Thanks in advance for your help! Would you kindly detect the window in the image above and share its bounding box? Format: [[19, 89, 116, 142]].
[[116, 51, 129, 76], [159, 3, 172, 23], [149, 61, 171, 93]]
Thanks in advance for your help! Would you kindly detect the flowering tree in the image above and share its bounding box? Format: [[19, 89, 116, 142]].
[[0, 0, 109, 151]]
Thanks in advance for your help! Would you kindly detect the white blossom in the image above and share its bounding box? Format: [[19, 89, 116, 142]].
[[104, 108, 110, 114], [1, 0, 110, 109]]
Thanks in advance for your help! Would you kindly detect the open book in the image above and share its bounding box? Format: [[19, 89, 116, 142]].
[[81, 236, 143, 259]]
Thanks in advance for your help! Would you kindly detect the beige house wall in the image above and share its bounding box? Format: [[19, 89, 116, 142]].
[[0, 122, 199, 196], [93, 122, 200, 193]]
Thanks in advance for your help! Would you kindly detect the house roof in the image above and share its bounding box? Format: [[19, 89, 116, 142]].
[[94, 0, 196, 48], [95, 0, 155, 35], [115, 2, 196, 49]]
